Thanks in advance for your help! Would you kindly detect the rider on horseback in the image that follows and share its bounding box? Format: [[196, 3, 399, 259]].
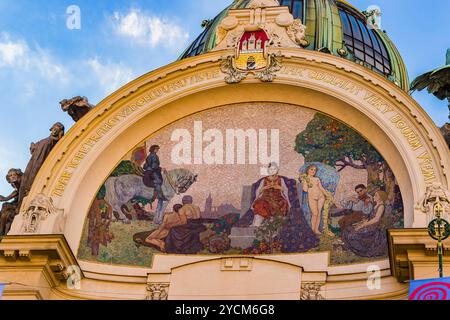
[[143, 145, 167, 207]]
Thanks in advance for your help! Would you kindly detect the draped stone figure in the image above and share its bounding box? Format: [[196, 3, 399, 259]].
[[60, 96, 94, 122], [0, 169, 23, 235], [18, 123, 65, 207]]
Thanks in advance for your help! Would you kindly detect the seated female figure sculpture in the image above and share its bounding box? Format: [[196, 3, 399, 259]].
[[0, 169, 23, 236]]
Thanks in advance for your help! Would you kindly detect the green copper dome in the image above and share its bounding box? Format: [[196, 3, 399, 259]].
[[179, 0, 409, 91]]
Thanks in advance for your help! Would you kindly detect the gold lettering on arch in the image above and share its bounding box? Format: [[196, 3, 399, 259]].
[[278, 65, 438, 185], [417, 151, 437, 182], [389, 114, 423, 151], [51, 65, 439, 197], [51, 70, 220, 197]]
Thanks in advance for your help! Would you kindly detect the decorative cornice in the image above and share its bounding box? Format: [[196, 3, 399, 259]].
[[388, 229, 450, 282], [2, 289, 44, 300], [0, 235, 82, 288]]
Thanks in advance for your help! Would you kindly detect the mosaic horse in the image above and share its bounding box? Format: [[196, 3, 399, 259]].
[[104, 168, 197, 224]]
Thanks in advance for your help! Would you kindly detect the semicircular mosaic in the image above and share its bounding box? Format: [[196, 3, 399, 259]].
[[77, 102, 404, 267]]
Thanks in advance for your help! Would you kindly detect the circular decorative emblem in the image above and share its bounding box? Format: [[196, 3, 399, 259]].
[[409, 282, 450, 300], [427, 219, 450, 241]]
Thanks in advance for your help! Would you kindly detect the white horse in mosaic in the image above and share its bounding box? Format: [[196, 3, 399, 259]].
[[104, 169, 197, 224]]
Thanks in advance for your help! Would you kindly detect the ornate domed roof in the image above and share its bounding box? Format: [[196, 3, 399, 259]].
[[179, 0, 409, 91]]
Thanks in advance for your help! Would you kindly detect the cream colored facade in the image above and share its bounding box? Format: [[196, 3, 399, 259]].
[[1, 2, 449, 300]]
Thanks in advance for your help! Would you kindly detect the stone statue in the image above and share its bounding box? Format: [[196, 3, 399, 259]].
[[362, 5, 382, 30], [18, 123, 65, 207], [60, 96, 94, 122], [286, 19, 308, 47], [411, 49, 450, 148], [0, 169, 23, 236]]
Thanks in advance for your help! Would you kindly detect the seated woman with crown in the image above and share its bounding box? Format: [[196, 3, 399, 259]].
[[236, 163, 319, 253], [251, 162, 291, 227]]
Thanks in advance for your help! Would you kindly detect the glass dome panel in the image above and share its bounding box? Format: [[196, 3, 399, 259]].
[[279, 0, 305, 20], [338, 5, 392, 75]]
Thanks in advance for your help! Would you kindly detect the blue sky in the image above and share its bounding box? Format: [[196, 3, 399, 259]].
[[0, 0, 448, 195]]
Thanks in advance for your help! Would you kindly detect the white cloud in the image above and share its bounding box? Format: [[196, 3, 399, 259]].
[[0, 33, 69, 82], [112, 9, 189, 49], [0, 35, 27, 66], [0, 33, 137, 101], [86, 58, 135, 95], [35, 48, 68, 81]]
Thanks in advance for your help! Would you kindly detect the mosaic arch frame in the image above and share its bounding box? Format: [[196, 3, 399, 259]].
[[11, 48, 449, 276]]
